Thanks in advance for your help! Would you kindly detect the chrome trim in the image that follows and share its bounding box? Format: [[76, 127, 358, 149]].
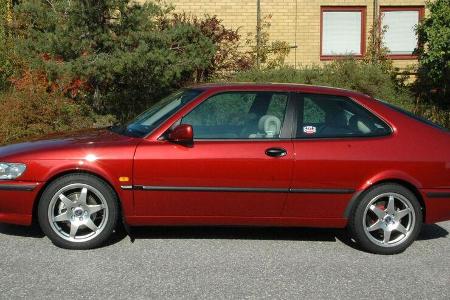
[[290, 188, 354, 194], [135, 185, 287, 193], [121, 185, 355, 194]]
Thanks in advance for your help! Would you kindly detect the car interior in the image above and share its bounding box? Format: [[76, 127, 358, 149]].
[[296, 94, 390, 138], [180, 92, 390, 140], [181, 92, 288, 139]]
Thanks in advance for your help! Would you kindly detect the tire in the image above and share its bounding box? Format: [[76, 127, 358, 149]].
[[348, 183, 423, 255], [38, 174, 119, 249]]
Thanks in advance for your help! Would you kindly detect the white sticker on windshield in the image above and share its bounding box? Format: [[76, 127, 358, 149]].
[[303, 126, 316, 135]]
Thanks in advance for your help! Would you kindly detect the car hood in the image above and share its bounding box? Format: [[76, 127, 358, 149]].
[[0, 128, 140, 161]]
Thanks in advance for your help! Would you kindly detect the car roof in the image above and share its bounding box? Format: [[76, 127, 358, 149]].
[[189, 82, 369, 98]]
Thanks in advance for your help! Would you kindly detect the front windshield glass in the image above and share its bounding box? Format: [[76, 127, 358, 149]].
[[111, 89, 203, 137]]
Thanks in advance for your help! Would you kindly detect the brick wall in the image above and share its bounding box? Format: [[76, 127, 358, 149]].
[[141, 0, 427, 69]]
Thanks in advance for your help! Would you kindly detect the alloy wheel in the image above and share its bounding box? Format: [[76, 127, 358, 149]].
[[47, 183, 109, 243], [363, 192, 415, 248]]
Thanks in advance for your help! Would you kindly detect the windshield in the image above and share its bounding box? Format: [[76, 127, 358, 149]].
[[110, 89, 203, 137]]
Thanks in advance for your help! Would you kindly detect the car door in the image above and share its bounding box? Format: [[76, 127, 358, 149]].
[[133, 90, 295, 219], [283, 93, 392, 223]]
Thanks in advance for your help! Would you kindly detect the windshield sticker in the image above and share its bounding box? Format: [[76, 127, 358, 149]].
[[303, 126, 316, 135]]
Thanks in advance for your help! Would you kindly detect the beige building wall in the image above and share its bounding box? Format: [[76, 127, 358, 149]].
[[146, 0, 427, 70]]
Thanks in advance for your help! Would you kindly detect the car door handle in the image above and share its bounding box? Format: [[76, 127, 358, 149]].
[[265, 147, 287, 158]]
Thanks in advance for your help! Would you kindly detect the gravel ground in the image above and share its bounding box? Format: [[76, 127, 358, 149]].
[[0, 221, 449, 299]]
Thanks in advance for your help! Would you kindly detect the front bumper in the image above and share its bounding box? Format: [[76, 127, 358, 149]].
[[0, 181, 42, 225]]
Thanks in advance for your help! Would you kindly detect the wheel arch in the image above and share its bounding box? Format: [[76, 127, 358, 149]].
[[344, 178, 426, 221], [32, 169, 123, 225]]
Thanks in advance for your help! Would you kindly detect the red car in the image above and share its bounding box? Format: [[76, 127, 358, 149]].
[[0, 83, 449, 254]]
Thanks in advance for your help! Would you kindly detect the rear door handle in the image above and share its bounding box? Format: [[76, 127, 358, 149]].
[[265, 147, 287, 157]]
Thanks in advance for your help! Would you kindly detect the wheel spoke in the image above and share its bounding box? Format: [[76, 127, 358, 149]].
[[87, 204, 104, 214], [85, 219, 98, 232], [79, 187, 88, 205], [395, 224, 408, 235], [386, 195, 396, 215], [69, 223, 79, 239], [370, 205, 386, 219], [367, 220, 383, 232], [54, 212, 69, 222], [383, 229, 392, 244], [59, 194, 74, 208], [395, 208, 411, 221]]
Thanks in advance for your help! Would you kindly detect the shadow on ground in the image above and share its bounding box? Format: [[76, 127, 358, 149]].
[[1, 222, 447, 248]]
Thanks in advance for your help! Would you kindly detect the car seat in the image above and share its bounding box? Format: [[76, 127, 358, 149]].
[[249, 115, 282, 138]]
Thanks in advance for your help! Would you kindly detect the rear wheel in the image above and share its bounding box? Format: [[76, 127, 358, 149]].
[[348, 184, 423, 254], [38, 174, 119, 249]]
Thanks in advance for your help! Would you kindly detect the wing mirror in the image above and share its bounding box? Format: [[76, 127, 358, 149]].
[[168, 124, 194, 145]]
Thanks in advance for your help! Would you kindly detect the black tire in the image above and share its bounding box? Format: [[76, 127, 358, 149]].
[[38, 174, 119, 249], [348, 183, 423, 255]]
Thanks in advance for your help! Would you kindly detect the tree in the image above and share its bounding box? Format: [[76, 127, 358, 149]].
[[0, 0, 13, 90], [11, 0, 216, 121], [415, 0, 450, 108], [363, 17, 393, 74], [246, 15, 291, 69]]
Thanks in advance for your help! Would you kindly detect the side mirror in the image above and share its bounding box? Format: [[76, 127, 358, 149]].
[[168, 124, 194, 145]]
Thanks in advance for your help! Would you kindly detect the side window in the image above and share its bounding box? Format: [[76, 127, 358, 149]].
[[181, 92, 288, 139], [296, 94, 391, 138]]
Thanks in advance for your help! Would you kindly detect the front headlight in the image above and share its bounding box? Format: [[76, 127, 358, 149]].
[[0, 163, 27, 180]]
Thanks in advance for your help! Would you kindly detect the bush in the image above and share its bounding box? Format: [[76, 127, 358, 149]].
[[233, 59, 414, 108], [0, 71, 96, 145], [168, 13, 253, 81], [0, 0, 13, 91], [11, 0, 216, 121], [415, 0, 450, 109]]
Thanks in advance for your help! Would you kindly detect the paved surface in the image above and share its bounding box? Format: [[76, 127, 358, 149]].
[[0, 221, 449, 299]]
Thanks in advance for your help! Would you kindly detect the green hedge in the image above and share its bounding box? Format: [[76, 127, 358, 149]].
[[233, 60, 414, 109]]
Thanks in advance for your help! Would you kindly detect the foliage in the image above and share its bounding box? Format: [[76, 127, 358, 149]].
[[0, 0, 13, 91], [415, 0, 450, 109], [0, 71, 97, 145], [10, 0, 216, 121], [363, 17, 393, 74], [246, 15, 291, 69], [167, 13, 252, 81], [234, 59, 412, 106]]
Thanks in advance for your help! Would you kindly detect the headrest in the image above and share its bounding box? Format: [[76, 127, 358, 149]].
[[326, 112, 347, 128], [258, 115, 281, 138], [349, 115, 371, 134]]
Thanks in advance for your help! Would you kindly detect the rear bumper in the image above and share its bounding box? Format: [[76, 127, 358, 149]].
[[0, 181, 42, 225], [421, 189, 450, 224]]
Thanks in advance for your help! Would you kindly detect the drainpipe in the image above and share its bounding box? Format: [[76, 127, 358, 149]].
[[373, 0, 379, 27], [256, 0, 261, 69]]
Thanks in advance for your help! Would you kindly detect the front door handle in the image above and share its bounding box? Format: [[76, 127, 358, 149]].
[[265, 147, 287, 158]]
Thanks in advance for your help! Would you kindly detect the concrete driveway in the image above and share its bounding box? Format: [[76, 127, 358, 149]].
[[0, 221, 449, 299]]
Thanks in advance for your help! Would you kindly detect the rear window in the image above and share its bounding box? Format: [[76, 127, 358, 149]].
[[296, 94, 392, 138], [376, 99, 448, 132]]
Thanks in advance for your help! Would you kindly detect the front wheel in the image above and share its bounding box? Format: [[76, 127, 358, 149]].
[[348, 184, 423, 255], [38, 174, 119, 249]]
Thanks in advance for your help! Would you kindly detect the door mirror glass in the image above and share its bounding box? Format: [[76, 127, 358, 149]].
[[168, 124, 194, 144]]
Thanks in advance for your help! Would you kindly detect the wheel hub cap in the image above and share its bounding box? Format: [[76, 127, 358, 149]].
[[73, 207, 84, 217], [383, 215, 395, 225]]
